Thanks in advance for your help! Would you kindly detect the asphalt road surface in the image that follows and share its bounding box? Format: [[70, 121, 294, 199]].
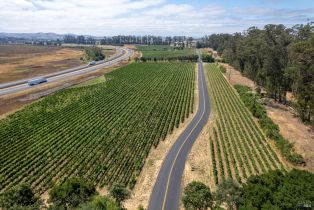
[[0, 47, 133, 95], [148, 60, 210, 210]]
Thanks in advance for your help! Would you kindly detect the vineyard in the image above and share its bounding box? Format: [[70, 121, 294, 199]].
[[136, 45, 174, 51], [0, 62, 195, 194], [137, 45, 196, 61], [205, 64, 285, 186]]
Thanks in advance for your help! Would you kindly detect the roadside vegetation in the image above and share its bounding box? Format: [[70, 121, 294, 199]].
[[182, 169, 314, 210], [206, 63, 285, 185], [137, 45, 197, 62], [234, 85, 305, 165], [0, 62, 195, 194], [84, 47, 105, 61], [202, 23, 314, 126], [200, 49, 215, 63]]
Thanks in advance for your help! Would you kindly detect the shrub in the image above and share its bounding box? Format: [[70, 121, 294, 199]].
[[202, 54, 215, 63], [109, 183, 130, 205], [214, 179, 241, 210], [84, 47, 105, 61], [77, 195, 120, 210]]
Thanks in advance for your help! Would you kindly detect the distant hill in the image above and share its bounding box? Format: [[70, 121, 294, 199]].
[[0, 32, 66, 40]]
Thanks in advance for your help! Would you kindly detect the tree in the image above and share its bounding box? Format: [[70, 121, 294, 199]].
[[289, 35, 314, 124], [0, 183, 42, 210], [48, 178, 96, 209], [182, 181, 213, 210], [238, 169, 314, 210], [214, 179, 241, 210], [109, 183, 130, 205]]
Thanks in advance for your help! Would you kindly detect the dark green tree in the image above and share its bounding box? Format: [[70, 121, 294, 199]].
[[289, 35, 314, 124], [0, 183, 42, 210], [109, 183, 130, 205], [182, 181, 213, 210], [238, 169, 314, 210], [48, 178, 96, 209]]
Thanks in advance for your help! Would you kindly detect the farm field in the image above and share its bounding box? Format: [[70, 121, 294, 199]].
[[137, 45, 196, 60], [0, 62, 195, 194], [136, 45, 174, 51], [205, 63, 285, 185], [0, 45, 84, 83]]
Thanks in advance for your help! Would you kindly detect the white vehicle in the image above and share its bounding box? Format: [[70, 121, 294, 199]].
[[28, 78, 48, 86], [89, 61, 97, 66]]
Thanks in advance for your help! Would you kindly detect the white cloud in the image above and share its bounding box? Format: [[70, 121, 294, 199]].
[[0, 0, 313, 36]]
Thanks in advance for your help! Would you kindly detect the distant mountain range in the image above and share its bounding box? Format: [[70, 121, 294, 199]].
[[0, 32, 68, 40]]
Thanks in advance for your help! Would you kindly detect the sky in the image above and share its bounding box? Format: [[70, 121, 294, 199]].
[[0, 0, 313, 36]]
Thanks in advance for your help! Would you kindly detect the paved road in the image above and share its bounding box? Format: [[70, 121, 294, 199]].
[[148, 59, 210, 210], [0, 47, 133, 95]]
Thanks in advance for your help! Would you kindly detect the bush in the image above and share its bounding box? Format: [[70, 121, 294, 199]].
[[234, 84, 305, 165], [109, 183, 130, 205], [219, 65, 227, 73], [214, 179, 241, 210], [77, 195, 121, 210], [202, 54, 215, 62], [182, 181, 213, 210], [0, 184, 42, 210], [84, 47, 105, 61], [48, 178, 96, 209]]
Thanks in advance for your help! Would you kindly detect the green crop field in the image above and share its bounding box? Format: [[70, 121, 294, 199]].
[[137, 45, 196, 60], [205, 64, 285, 185], [136, 45, 174, 51], [0, 62, 195, 194]]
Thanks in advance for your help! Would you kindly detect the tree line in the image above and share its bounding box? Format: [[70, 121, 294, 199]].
[[182, 169, 314, 210], [200, 23, 314, 125], [0, 178, 132, 210], [63, 35, 194, 46]]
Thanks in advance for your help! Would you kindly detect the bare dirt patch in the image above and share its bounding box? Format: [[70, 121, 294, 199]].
[[219, 63, 255, 89], [0, 45, 84, 83], [0, 65, 118, 118], [123, 64, 199, 210], [0, 49, 133, 118], [266, 103, 314, 172]]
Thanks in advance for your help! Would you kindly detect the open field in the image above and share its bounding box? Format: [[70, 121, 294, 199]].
[[137, 45, 196, 60], [205, 63, 285, 185], [0, 62, 195, 194], [0, 45, 84, 83]]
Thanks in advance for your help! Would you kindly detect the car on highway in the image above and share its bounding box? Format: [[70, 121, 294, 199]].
[[88, 61, 97, 66], [28, 78, 48, 86]]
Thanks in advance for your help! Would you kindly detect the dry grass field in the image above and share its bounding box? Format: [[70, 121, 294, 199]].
[[0, 45, 84, 83]]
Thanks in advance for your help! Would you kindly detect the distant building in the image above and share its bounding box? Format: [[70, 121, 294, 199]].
[[170, 40, 196, 49]]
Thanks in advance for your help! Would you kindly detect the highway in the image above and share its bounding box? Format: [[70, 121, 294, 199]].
[[148, 59, 211, 210], [0, 47, 133, 95]]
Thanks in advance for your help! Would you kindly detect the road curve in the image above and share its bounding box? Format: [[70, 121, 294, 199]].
[[0, 47, 133, 95], [148, 60, 210, 210]]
